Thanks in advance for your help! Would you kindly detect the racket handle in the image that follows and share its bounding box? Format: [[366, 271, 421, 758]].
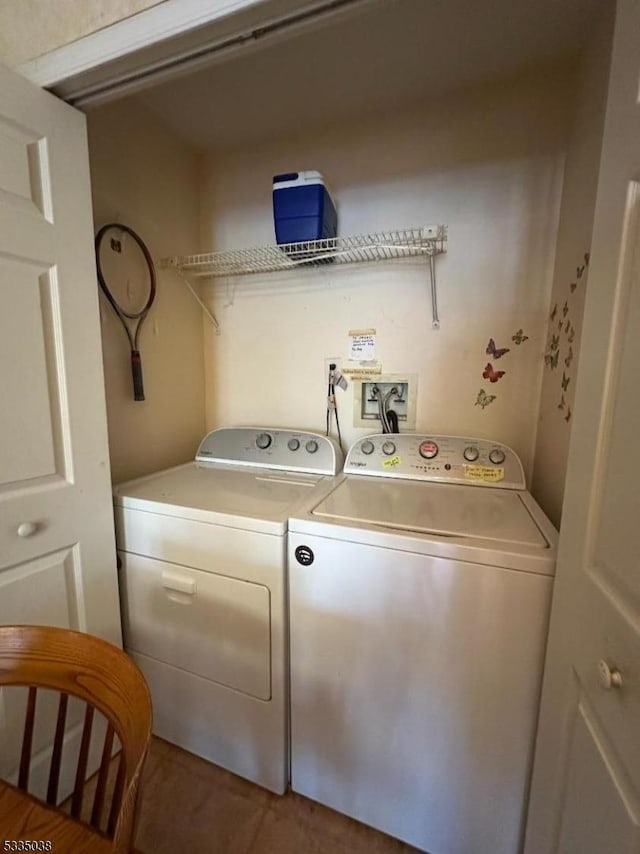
[[131, 350, 145, 401]]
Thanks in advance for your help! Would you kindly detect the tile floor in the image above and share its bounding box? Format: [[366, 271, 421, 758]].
[[131, 737, 421, 854]]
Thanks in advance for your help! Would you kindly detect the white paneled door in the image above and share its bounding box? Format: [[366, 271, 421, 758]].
[[525, 1, 640, 852], [0, 63, 122, 785]]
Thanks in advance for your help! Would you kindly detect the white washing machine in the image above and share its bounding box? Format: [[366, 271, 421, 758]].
[[114, 426, 342, 794], [288, 433, 557, 854]]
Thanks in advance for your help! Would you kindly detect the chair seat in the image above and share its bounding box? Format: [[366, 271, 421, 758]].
[[1, 771, 112, 853]]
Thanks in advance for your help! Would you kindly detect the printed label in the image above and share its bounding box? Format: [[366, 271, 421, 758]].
[[463, 465, 504, 482], [382, 456, 402, 468]]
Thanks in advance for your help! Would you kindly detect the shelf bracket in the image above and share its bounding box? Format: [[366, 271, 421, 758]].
[[177, 269, 220, 334], [428, 251, 440, 329]]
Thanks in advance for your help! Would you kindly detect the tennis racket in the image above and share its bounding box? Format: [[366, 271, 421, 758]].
[[95, 223, 156, 401]]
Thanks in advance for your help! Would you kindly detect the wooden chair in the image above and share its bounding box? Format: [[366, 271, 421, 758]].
[[0, 625, 152, 853]]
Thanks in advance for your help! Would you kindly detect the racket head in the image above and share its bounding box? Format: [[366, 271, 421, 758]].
[[95, 223, 156, 319]]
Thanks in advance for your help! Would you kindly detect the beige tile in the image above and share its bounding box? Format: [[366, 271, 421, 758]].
[[134, 749, 266, 854], [154, 737, 273, 806], [247, 805, 326, 854], [131, 741, 422, 854], [268, 792, 420, 854]]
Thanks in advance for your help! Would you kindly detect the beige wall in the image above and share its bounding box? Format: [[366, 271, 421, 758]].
[[531, 5, 615, 527], [0, 0, 166, 66], [199, 66, 572, 478], [88, 99, 205, 484]]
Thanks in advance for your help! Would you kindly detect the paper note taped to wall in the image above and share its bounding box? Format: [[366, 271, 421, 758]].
[[463, 465, 505, 483], [341, 365, 382, 378], [349, 328, 376, 362]]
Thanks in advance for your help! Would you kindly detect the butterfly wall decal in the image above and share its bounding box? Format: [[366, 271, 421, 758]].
[[585, 251, 590, 267], [558, 317, 563, 330], [570, 281, 577, 293], [561, 372, 570, 392], [565, 407, 572, 423], [550, 333, 560, 351], [568, 325, 575, 343], [544, 350, 559, 369], [475, 389, 497, 409], [511, 328, 529, 345], [486, 338, 510, 359], [550, 304, 558, 321], [558, 394, 566, 411], [483, 362, 506, 383], [565, 346, 573, 367], [562, 301, 569, 317], [577, 264, 585, 279]]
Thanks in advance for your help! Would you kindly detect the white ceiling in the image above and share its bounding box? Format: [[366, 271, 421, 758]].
[[129, 0, 602, 151]]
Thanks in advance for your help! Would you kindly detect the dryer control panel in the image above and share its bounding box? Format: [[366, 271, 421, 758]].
[[345, 434, 525, 489], [196, 427, 343, 475]]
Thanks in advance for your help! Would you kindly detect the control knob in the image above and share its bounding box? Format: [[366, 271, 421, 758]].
[[419, 440, 439, 460], [360, 440, 375, 455], [288, 438, 300, 451], [489, 448, 506, 465], [305, 439, 319, 454], [382, 441, 396, 456], [463, 446, 479, 462], [256, 432, 272, 450]]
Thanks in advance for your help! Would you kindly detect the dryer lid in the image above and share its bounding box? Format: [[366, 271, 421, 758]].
[[311, 476, 549, 548], [114, 462, 325, 532]]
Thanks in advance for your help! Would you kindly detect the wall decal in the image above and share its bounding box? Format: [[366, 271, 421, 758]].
[[562, 301, 569, 317], [561, 372, 570, 392], [565, 407, 572, 423], [584, 252, 590, 267], [511, 328, 529, 345], [475, 389, 496, 409], [568, 325, 575, 343], [486, 338, 510, 359], [570, 281, 577, 293], [550, 303, 558, 321], [483, 363, 506, 383], [565, 346, 573, 367], [544, 350, 559, 369], [550, 333, 560, 351], [557, 317, 563, 330], [577, 263, 585, 279], [558, 394, 566, 411]]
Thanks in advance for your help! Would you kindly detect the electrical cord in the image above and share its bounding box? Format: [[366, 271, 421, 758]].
[[326, 363, 343, 448]]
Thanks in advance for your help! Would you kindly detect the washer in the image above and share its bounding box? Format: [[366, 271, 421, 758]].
[[288, 433, 557, 854], [113, 426, 342, 794]]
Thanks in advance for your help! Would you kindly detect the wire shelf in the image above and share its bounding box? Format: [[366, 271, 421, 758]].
[[161, 225, 447, 278]]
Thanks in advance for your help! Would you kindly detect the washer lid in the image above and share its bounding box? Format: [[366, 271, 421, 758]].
[[311, 476, 549, 548], [114, 462, 325, 532]]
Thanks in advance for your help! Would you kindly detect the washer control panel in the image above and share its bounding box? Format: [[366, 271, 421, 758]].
[[196, 427, 343, 475], [345, 434, 525, 489]]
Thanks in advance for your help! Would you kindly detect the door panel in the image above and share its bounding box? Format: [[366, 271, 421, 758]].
[[0, 63, 121, 641], [0, 63, 122, 799], [0, 115, 52, 220], [525, 2, 640, 850], [557, 700, 640, 854], [0, 259, 67, 486]]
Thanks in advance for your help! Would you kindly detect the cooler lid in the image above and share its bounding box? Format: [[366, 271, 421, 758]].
[[311, 477, 549, 548], [114, 462, 325, 531]]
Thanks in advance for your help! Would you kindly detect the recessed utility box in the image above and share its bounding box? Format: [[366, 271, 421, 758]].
[[353, 374, 417, 429]]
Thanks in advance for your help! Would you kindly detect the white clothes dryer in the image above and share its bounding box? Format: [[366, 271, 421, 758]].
[[288, 433, 557, 853], [114, 427, 342, 794]]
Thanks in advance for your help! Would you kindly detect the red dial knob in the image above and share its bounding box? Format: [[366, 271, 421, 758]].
[[419, 440, 439, 460]]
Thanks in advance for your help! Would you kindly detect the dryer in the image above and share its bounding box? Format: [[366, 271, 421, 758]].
[[288, 433, 557, 854], [114, 426, 342, 794]]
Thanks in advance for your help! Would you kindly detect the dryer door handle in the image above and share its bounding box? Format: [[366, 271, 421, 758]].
[[161, 571, 196, 596]]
